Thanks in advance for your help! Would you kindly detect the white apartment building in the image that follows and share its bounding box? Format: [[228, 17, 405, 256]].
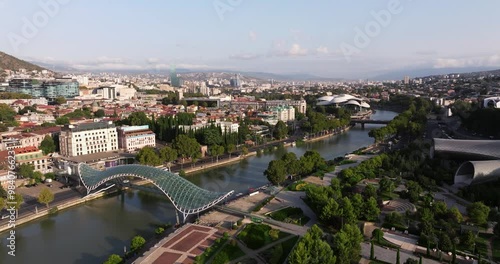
[[59, 121, 118, 157], [117, 125, 156, 152], [271, 106, 295, 122]]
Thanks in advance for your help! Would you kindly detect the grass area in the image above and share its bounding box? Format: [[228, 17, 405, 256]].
[[372, 237, 400, 249], [237, 223, 289, 250], [260, 236, 300, 264], [476, 233, 490, 257], [287, 181, 311, 191], [492, 237, 500, 262], [370, 260, 392, 264], [210, 239, 246, 264], [252, 196, 275, 212], [268, 207, 310, 226], [194, 233, 229, 264]]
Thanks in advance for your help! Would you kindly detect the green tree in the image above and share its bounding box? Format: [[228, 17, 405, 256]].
[[363, 197, 380, 221], [38, 187, 54, 208], [334, 224, 363, 264], [466, 202, 490, 225], [39, 135, 56, 155], [136, 146, 161, 166], [363, 184, 377, 200], [281, 152, 300, 176], [7, 193, 23, 210], [103, 254, 122, 264], [0, 184, 7, 198], [18, 163, 35, 179], [130, 235, 146, 252], [55, 116, 70, 125], [372, 228, 384, 243], [54, 97, 67, 105], [0, 197, 5, 210], [209, 145, 224, 163], [241, 146, 249, 157], [289, 225, 336, 264], [94, 109, 105, 118], [378, 177, 395, 194], [159, 147, 177, 170], [448, 207, 463, 224], [370, 241, 375, 260], [273, 120, 288, 139], [127, 112, 151, 126], [494, 222, 500, 238], [264, 160, 287, 186], [172, 134, 201, 162], [202, 127, 222, 146], [226, 144, 235, 158], [461, 230, 476, 250], [0, 103, 18, 125]]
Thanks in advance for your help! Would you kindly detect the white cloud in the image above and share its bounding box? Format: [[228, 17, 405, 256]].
[[316, 46, 329, 55], [146, 58, 160, 64], [229, 53, 260, 60], [268, 41, 308, 57], [96, 56, 123, 64], [433, 54, 500, 68], [248, 30, 257, 41], [288, 44, 308, 56]]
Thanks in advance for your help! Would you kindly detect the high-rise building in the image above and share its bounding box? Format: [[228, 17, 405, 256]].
[[230, 74, 241, 88], [59, 121, 118, 157], [170, 66, 182, 87], [117, 125, 156, 152], [7, 78, 79, 99], [403, 76, 410, 85]]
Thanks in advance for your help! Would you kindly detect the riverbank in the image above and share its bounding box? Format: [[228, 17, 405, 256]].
[[0, 191, 108, 233], [0, 124, 356, 234]]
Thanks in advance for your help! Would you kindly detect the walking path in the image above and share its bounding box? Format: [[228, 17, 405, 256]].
[[230, 235, 297, 264]]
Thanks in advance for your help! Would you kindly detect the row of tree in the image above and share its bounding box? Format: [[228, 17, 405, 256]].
[[369, 97, 431, 142], [289, 224, 363, 264], [264, 150, 326, 185]]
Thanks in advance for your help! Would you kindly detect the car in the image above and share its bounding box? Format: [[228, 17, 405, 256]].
[[122, 180, 130, 184]]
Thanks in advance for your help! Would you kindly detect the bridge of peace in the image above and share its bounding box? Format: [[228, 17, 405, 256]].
[[76, 163, 234, 223]]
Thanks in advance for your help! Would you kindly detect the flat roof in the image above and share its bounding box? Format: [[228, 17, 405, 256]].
[[62, 151, 135, 163]]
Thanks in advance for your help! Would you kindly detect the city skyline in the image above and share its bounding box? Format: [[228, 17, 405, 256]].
[[2, 0, 500, 78]]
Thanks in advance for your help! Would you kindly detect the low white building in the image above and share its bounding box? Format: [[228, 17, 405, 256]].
[[117, 125, 156, 152], [59, 121, 118, 157]]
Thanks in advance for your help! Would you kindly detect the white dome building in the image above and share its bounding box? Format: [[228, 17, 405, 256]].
[[317, 94, 371, 112]]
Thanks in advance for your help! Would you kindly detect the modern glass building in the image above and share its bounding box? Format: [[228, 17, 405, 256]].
[[7, 78, 79, 99]]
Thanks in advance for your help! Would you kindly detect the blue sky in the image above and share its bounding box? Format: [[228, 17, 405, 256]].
[[1, 0, 500, 78]]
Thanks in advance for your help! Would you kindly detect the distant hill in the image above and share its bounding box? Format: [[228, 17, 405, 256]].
[[371, 67, 500, 81], [0, 51, 48, 72]]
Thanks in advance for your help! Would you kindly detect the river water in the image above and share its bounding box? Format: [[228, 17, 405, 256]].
[[0, 110, 397, 264]]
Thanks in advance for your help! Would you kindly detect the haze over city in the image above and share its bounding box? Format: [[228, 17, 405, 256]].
[[2, 0, 500, 78]]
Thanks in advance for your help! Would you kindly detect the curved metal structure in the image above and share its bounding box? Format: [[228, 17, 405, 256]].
[[77, 163, 234, 221], [431, 138, 500, 160], [455, 160, 500, 185]]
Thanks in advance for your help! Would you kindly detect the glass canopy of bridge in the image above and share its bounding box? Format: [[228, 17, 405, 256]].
[[77, 163, 234, 222]]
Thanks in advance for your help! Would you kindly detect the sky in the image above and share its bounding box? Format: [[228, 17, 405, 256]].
[[1, 0, 500, 78]]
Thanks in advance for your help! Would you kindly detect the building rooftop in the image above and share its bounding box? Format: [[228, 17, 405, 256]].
[[62, 121, 115, 132], [14, 146, 40, 154]]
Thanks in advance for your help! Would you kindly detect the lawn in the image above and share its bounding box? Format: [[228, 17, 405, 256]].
[[211, 240, 246, 264], [237, 223, 290, 250], [194, 233, 229, 264], [475, 233, 490, 257], [268, 207, 310, 226], [493, 237, 500, 262], [259, 236, 299, 264], [372, 237, 400, 249]]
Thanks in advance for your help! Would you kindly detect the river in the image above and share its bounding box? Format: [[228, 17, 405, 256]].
[[0, 110, 397, 264]]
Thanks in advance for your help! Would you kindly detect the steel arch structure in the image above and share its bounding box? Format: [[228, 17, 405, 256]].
[[77, 163, 234, 222]]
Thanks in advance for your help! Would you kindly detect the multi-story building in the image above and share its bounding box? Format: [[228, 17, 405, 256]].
[[7, 78, 79, 100], [59, 121, 118, 157], [117, 125, 156, 152], [0, 127, 61, 151], [14, 146, 52, 173], [270, 106, 295, 122]]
